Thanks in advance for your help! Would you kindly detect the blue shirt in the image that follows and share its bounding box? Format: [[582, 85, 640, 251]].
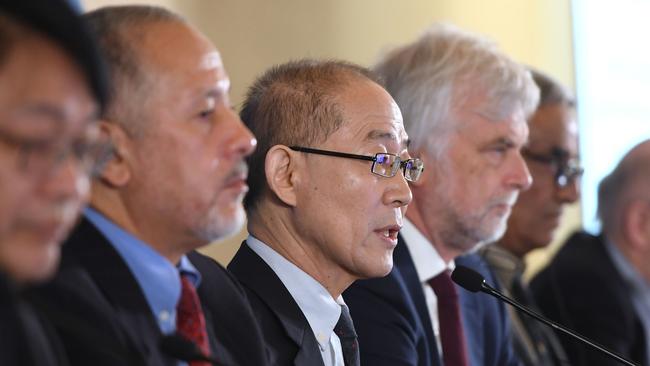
[[84, 207, 201, 335]]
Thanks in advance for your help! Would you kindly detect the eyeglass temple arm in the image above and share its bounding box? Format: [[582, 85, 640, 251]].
[[289, 146, 376, 162]]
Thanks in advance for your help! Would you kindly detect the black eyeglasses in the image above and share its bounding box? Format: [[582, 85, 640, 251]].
[[289, 146, 424, 182], [522, 148, 584, 188]]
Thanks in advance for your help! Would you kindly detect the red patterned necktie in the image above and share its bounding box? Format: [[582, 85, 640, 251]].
[[428, 270, 469, 366], [177, 274, 211, 366]]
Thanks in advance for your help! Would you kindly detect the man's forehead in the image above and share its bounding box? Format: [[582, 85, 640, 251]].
[[200, 51, 223, 70], [0, 40, 98, 133], [527, 113, 578, 152], [138, 21, 217, 70], [364, 125, 409, 147]]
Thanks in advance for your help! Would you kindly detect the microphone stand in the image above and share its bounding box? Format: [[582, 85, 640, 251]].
[[453, 266, 640, 366]]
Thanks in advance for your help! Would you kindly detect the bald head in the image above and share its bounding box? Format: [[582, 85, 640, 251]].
[[598, 139, 650, 237], [84, 5, 185, 134]]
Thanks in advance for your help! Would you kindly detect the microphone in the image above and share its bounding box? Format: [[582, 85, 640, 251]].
[[160, 333, 220, 365], [451, 265, 640, 366]]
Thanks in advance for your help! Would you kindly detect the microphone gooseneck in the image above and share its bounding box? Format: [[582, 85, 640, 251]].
[[451, 265, 640, 366]]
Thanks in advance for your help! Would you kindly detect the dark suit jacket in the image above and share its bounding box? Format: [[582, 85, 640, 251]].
[[228, 241, 325, 366], [0, 272, 68, 366], [26, 218, 268, 366], [343, 235, 519, 366], [530, 231, 647, 366]]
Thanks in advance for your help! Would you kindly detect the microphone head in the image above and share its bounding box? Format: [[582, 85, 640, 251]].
[[160, 333, 210, 362], [451, 265, 485, 293]]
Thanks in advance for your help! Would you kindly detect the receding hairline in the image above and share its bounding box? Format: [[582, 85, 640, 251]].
[[83, 5, 190, 130]]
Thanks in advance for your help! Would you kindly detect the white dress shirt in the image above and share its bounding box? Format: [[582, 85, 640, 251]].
[[401, 219, 455, 354], [247, 235, 345, 366]]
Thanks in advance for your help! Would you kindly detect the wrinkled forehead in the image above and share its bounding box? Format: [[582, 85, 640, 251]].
[[135, 20, 223, 78], [333, 79, 408, 149], [527, 103, 578, 154]]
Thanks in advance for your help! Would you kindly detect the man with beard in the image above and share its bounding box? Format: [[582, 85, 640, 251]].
[[344, 24, 539, 366], [480, 69, 579, 366], [27, 5, 267, 366]]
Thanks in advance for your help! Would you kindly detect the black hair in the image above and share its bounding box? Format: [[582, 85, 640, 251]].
[[0, 0, 109, 112]]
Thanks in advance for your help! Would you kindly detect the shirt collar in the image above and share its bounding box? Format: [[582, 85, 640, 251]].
[[479, 243, 525, 288], [401, 218, 454, 283], [605, 237, 650, 295], [84, 207, 201, 334], [246, 235, 343, 349]]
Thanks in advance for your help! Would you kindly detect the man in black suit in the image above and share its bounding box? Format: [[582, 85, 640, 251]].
[[27, 5, 267, 366], [343, 23, 539, 366], [228, 59, 420, 366], [0, 1, 108, 365], [531, 139, 650, 366]]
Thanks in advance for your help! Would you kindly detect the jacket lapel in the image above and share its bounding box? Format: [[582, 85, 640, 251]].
[[230, 242, 325, 366], [63, 218, 174, 366], [393, 234, 442, 364]]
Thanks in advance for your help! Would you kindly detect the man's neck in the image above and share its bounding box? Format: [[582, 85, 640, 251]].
[[90, 193, 186, 265], [405, 203, 461, 263], [248, 209, 355, 299]]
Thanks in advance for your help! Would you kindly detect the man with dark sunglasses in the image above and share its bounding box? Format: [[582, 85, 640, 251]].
[[479, 68, 579, 366], [228, 59, 418, 366]]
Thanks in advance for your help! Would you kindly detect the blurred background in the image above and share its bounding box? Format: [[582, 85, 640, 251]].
[[81, 0, 650, 278]]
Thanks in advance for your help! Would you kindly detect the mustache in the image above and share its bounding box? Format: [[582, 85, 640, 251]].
[[226, 161, 249, 181], [489, 193, 519, 207]]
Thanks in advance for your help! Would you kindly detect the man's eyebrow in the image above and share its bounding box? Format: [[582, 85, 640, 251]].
[[365, 129, 409, 149], [492, 137, 516, 148], [20, 104, 66, 122]]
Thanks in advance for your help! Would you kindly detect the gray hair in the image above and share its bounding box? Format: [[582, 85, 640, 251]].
[[374, 23, 539, 155], [597, 139, 650, 236]]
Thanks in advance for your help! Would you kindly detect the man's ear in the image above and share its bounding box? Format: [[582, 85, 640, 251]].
[[96, 121, 133, 188], [265, 145, 300, 207], [625, 199, 650, 250]]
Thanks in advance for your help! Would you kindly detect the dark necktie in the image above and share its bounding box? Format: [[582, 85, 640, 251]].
[[177, 274, 211, 366], [334, 304, 360, 366], [428, 270, 469, 366]]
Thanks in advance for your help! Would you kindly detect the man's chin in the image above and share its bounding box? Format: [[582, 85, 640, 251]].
[[8, 251, 60, 284], [475, 220, 509, 248], [200, 210, 247, 244]]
